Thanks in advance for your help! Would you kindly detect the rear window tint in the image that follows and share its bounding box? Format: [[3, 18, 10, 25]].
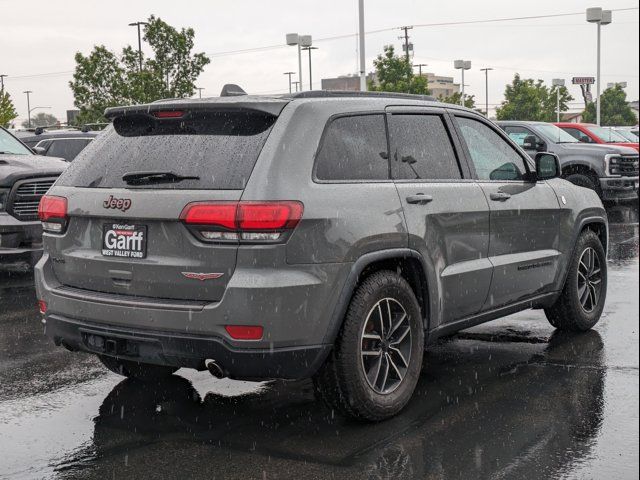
[[57, 111, 276, 190], [315, 115, 389, 181]]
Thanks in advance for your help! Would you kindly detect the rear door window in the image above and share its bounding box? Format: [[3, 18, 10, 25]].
[[315, 114, 389, 181], [57, 111, 277, 190], [388, 114, 461, 180]]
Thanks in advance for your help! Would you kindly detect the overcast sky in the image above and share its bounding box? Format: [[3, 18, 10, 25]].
[[1, 0, 638, 124]]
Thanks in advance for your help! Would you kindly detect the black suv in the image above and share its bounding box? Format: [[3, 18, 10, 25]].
[[1, 127, 67, 264], [15, 129, 98, 161]]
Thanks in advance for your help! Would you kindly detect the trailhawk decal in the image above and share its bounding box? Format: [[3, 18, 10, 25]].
[[181, 272, 224, 281]]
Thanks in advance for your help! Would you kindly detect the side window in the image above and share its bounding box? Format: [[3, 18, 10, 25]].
[[47, 139, 93, 161], [315, 115, 389, 181], [563, 128, 594, 143], [502, 126, 540, 147], [389, 114, 461, 180], [457, 117, 528, 181]]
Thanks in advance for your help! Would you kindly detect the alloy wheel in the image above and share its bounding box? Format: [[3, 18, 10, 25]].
[[577, 247, 602, 313], [360, 298, 412, 395]]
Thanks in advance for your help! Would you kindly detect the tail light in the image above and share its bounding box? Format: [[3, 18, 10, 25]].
[[225, 325, 264, 340], [38, 195, 68, 233], [180, 201, 303, 243], [38, 300, 47, 315]]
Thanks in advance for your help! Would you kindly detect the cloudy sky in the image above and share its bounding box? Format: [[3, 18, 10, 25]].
[[1, 0, 638, 124]]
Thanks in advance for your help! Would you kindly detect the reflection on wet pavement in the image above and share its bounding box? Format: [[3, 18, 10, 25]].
[[0, 204, 638, 479]]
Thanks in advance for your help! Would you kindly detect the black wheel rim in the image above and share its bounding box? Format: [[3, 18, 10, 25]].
[[360, 298, 412, 395], [577, 247, 602, 313]]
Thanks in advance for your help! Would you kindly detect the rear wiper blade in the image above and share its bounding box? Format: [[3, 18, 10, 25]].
[[122, 171, 200, 185]]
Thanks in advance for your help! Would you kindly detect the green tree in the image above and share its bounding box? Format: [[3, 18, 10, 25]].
[[0, 90, 18, 128], [369, 45, 430, 95], [440, 92, 476, 109], [496, 74, 572, 122], [22, 112, 59, 128], [583, 85, 637, 126], [70, 15, 210, 124]]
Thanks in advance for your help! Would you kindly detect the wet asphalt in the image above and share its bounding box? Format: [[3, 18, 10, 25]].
[[0, 204, 638, 480]]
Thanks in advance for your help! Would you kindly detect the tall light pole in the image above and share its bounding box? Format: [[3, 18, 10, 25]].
[[586, 8, 612, 126], [0, 74, 7, 92], [196, 87, 204, 99], [286, 33, 311, 92], [283, 72, 296, 94], [552, 79, 565, 122], [358, 0, 366, 91], [292, 81, 300, 93], [23, 91, 32, 128], [128, 21, 148, 72], [454, 60, 471, 106], [302, 46, 318, 91], [480, 68, 493, 117]]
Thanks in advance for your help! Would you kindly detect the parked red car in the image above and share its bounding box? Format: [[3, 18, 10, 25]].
[[555, 122, 640, 152]]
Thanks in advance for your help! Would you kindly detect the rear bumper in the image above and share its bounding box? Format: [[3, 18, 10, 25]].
[[600, 176, 639, 201], [0, 212, 43, 259], [45, 314, 331, 379], [35, 252, 350, 377]]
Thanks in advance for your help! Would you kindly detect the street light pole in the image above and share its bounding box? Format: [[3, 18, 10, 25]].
[[552, 79, 565, 122], [480, 68, 493, 117], [587, 8, 612, 126], [128, 21, 148, 72], [454, 60, 471, 106], [196, 87, 204, 99], [23, 90, 32, 128], [287, 33, 312, 92], [358, 0, 367, 91], [0, 74, 7, 92]]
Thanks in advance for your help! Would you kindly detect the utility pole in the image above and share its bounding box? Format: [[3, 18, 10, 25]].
[[23, 90, 32, 128], [398, 26, 413, 62], [128, 21, 148, 72], [413, 64, 427, 77], [283, 72, 296, 94], [0, 74, 7, 92], [302, 46, 318, 91], [552, 79, 565, 123], [480, 68, 493, 117], [358, 0, 367, 91], [587, 8, 612, 126]]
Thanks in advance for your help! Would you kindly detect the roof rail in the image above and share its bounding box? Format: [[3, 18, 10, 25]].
[[285, 90, 438, 102]]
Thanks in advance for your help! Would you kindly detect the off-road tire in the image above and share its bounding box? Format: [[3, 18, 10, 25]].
[[314, 271, 424, 421], [99, 355, 178, 380], [545, 230, 607, 331]]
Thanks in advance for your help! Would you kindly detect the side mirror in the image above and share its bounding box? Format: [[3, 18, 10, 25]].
[[535, 152, 561, 181], [33, 146, 47, 155]]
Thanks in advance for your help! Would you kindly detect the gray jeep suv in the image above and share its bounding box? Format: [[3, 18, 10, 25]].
[[35, 91, 608, 421]]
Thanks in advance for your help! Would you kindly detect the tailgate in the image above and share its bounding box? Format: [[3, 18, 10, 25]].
[[48, 187, 242, 302]]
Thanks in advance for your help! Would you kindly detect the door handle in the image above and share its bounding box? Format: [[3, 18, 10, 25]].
[[406, 194, 433, 204], [490, 192, 511, 201]]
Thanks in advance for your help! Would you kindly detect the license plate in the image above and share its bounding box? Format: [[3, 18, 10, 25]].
[[102, 223, 147, 259]]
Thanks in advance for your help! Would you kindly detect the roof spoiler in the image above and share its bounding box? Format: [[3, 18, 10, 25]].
[[220, 84, 247, 97]]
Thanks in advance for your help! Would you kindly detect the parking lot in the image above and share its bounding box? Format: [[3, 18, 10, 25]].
[[0, 202, 637, 479]]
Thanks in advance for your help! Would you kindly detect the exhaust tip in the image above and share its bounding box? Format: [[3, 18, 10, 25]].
[[204, 359, 225, 378]]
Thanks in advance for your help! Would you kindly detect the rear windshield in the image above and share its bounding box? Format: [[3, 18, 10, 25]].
[[57, 111, 276, 190]]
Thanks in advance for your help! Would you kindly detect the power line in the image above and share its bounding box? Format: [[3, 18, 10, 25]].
[[4, 7, 639, 79]]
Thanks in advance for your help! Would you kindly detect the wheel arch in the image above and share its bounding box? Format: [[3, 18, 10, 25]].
[[322, 249, 432, 347]]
